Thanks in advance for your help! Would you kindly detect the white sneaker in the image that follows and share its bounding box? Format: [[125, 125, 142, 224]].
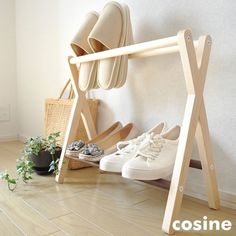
[[122, 125, 180, 180], [99, 122, 166, 173]]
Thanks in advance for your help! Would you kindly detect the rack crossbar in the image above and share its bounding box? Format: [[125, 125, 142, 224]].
[[70, 35, 178, 64], [130, 41, 199, 59]]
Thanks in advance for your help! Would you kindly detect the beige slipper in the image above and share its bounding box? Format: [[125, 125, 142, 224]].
[[79, 123, 138, 162], [66, 121, 122, 157], [88, 2, 133, 90], [115, 3, 134, 88], [99, 123, 138, 151], [71, 11, 99, 91], [87, 121, 122, 144]]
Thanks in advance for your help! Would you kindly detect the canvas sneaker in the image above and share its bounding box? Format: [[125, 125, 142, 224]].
[[99, 122, 166, 173], [122, 125, 180, 180]]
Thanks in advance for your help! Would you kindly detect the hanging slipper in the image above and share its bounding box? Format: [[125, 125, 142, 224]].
[[87, 121, 122, 145], [88, 2, 133, 90], [71, 11, 99, 91], [115, 3, 134, 88]]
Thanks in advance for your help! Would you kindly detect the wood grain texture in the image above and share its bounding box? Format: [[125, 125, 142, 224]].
[[0, 211, 25, 236], [23, 193, 71, 219], [0, 197, 59, 235], [58, 196, 157, 236], [0, 142, 233, 236], [52, 213, 111, 236], [48, 231, 68, 236]]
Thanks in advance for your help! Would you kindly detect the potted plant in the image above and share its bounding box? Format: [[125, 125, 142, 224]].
[[0, 132, 61, 191], [25, 132, 61, 175]]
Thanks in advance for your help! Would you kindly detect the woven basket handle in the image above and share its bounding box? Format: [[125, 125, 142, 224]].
[[58, 79, 74, 99], [69, 84, 75, 99]]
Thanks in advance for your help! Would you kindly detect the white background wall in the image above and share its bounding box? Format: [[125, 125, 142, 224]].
[[0, 0, 17, 140], [2, 0, 236, 205]]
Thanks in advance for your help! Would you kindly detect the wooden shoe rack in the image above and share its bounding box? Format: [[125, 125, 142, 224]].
[[55, 29, 220, 234]]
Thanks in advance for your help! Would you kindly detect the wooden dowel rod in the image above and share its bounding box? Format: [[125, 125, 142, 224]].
[[189, 159, 202, 169], [70, 36, 178, 64], [141, 179, 171, 190], [129, 45, 180, 58], [130, 41, 198, 59], [71, 158, 202, 192], [70, 39, 199, 64]]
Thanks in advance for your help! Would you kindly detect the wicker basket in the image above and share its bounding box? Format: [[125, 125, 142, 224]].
[[44, 79, 99, 169]]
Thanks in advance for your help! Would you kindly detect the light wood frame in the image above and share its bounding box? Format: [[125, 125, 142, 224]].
[[56, 29, 220, 234]]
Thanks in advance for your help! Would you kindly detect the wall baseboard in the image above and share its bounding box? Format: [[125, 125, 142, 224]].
[[18, 134, 28, 142], [0, 134, 18, 142], [219, 191, 236, 210], [185, 184, 236, 210]]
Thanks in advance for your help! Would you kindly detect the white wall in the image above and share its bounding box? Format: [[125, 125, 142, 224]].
[[15, 0, 236, 205], [15, 0, 61, 138], [0, 0, 17, 140]]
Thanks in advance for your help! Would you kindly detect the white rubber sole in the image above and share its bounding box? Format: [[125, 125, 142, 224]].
[[122, 165, 174, 180], [99, 160, 122, 173]]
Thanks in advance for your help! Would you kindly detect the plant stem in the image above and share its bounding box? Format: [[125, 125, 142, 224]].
[[7, 182, 17, 191]]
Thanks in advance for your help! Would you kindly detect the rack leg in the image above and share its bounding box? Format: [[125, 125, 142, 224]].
[[195, 103, 220, 209], [162, 95, 200, 234], [56, 58, 96, 183], [55, 90, 85, 183], [162, 30, 218, 234], [81, 102, 97, 140]]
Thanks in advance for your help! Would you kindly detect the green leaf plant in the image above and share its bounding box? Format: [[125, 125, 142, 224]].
[[0, 132, 61, 191], [0, 171, 17, 191]]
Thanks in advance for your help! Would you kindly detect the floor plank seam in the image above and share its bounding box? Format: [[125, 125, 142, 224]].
[[45, 227, 70, 236], [54, 205, 114, 236], [0, 208, 28, 236], [131, 198, 150, 207], [92, 186, 150, 207], [63, 193, 161, 235], [58, 184, 166, 229], [36, 184, 97, 201], [53, 213, 116, 236], [21, 190, 74, 219], [20, 197, 62, 235], [63, 211, 114, 236], [52, 191, 90, 202], [49, 212, 73, 221], [45, 230, 68, 236]]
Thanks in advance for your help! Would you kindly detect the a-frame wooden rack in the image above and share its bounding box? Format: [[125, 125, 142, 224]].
[[56, 29, 220, 234]]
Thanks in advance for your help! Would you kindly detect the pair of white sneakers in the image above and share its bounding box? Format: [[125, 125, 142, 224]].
[[99, 122, 181, 180]]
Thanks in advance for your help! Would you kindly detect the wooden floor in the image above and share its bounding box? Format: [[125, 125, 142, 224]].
[[0, 141, 235, 236]]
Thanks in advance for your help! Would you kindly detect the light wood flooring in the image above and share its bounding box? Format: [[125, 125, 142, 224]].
[[0, 141, 235, 236]]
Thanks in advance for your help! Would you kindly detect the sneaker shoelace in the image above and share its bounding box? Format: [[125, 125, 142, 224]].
[[116, 133, 148, 155], [137, 133, 165, 160]]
